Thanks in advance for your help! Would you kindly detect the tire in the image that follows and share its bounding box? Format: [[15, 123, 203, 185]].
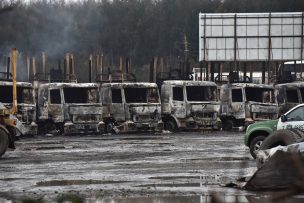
[[164, 118, 178, 132], [249, 136, 266, 159], [222, 119, 233, 131], [105, 121, 115, 134], [38, 121, 57, 135], [260, 129, 304, 151], [289, 128, 304, 141], [0, 128, 9, 157], [256, 129, 304, 168]]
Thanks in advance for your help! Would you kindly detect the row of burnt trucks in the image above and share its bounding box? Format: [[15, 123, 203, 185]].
[[4, 67, 304, 137]]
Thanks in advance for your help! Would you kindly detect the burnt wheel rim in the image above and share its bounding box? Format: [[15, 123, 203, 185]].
[[165, 121, 175, 132], [106, 123, 114, 133]]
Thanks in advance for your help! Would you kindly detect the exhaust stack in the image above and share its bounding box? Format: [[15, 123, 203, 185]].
[[125, 57, 130, 74], [89, 54, 92, 83], [11, 48, 17, 114], [27, 56, 30, 82], [42, 52, 46, 79], [65, 53, 70, 81], [100, 54, 103, 74], [69, 54, 74, 75], [6, 56, 10, 80], [32, 57, 36, 80]]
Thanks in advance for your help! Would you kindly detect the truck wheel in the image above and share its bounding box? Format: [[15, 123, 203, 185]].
[[222, 119, 233, 131], [249, 136, 266, 159], [105, 121, 115, 134], [164, 119, 177, 132], [260, 129, 304, 151], [39, 121, 57, 135], [0, 129, 9, 157]]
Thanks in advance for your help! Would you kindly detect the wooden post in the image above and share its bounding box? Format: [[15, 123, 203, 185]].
[[153, 57, 158, 83], [158, 57, 164, 81], [27, 56, 30, 82], [65, 53, 70, 80], [42, 52, 46, 78], [125, 57, 129, 74], [32, 57, 36, 80], [63, 57, 67, 80], [96, 54, 100, 76], [69, 54, 74, 75], [11, 48, 17, 114], [89, 54, 92, 83], [100, 54, 103, 75], [119, 56, 123, 71]]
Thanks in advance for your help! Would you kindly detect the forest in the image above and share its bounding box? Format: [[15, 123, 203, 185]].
[[0, 0, 304, 81]]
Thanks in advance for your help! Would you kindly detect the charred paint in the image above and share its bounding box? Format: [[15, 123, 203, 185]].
[[161, 80, 221, 131], [37, 83, 104, 135], [220, 83, 278, 130], [100, 82, 163, 133]]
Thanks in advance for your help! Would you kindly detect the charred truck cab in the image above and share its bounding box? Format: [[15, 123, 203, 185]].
[[37, 83, 104, 134], [275, 82, 304, 115], [0, 81, 37, 136], [220, 83, 278, 131], [274, 61, 304, 115], [161, 80, 221, 131], [100, 82, 163, 133]]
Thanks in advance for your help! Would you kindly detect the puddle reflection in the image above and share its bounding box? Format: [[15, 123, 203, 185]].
[[95, 195, 249, 203]]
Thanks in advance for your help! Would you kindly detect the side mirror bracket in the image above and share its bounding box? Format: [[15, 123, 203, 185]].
[[281, 115, 287, 122]]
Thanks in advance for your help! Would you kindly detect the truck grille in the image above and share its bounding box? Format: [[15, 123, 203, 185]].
[[253, 113, 277, 120], [194, 112, 215, 119], [73, 115, 100, 123]]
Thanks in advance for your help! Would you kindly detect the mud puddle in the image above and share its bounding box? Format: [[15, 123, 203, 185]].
[[2, 194, 304, 203], [99, 195, 202, 203], [36, 179, 130, 186], [96, 195, 263, 203]]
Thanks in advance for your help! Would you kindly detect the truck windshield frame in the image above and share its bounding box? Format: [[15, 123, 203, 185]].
[[186, 86, 217, 102], [124, 87, 160, 103], [0, 86, 34, 104], [63, 87, 98, 104], [245, 87, 275, 103]]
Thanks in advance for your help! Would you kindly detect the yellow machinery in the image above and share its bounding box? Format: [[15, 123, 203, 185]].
[[0, 48, 19, 157]]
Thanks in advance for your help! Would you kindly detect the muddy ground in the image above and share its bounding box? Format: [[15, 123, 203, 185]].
[[0, 131, 302, 203]]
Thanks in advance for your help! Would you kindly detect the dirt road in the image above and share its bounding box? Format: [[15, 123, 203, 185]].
[[0, 132, 261, 202]]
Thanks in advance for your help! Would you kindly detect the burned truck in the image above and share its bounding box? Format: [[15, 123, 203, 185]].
[[37, 83, 104, 134], [273, 60, 304, 115], [275, 82, 304, 115], [0, 80, 37, 136], [100, 82, 163, 133], [220, 83, 278, 131], [161, 80, 221, 131]]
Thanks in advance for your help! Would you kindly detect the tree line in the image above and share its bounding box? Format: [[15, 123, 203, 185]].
[[0, 0, 304, 81]]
